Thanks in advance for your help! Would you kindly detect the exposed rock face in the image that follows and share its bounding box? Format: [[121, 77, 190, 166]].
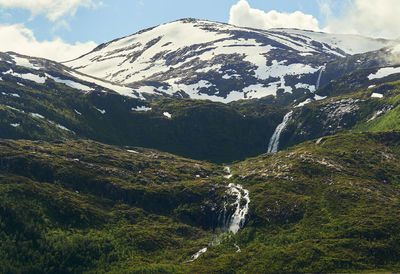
[[65, 18, 392, 103]]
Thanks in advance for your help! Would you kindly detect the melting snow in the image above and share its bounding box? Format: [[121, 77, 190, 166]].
[[5, 105, 24, 112], [10, 123, 20, 127], [188, 248, 208, 262], [68, 71, 138, 98], [295, 98, 313, 108], [276, 28, 391, 55], [11, 55, 41, 70], [56, 124, 73, 132], [46, 74, 93, 92], [371, 93, 383, 98], [256, 60, 319, 81], [95, 107, 106, 114], [299, 52, 313, 56], [4, 69, 46, 84], [63, 20, 392, 103], [132, 106, 152, 112], [295, 83, 316, 92], [314, 94, 327, 100], [163, 112, 172, 118], [30, 113, 45, 119], [368, 67, 400, 80]]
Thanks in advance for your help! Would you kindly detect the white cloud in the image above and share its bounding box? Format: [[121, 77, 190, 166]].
[[229, 0, 321, 31], [0, 24, 97, 62], [322, 0, 400, 39], [0, 0, 102, 21]]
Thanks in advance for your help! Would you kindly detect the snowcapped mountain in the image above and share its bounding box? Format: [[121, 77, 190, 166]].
[[0, 52, 146, 99], [65, 18, 393, 103]]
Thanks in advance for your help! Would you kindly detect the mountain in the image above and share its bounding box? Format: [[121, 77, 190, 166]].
[[0, 51, 152, 99], [0, 52, 288, 163], [2, 132, 400, 272], [3, 17, 400, 273], [269, 64, 400, 152], [65, 18, 393, 103]]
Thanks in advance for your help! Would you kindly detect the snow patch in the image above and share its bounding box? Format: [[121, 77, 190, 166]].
[[295, 98, 313, 108], [314, 94, 327, 100], [368, 67, 400, 80], [5, 105, 24, 112], [95, 107, 106, 114], [188, 248, 208, 262], [295, 83, 316, 92], [11, 55, 41, 70], [30, 113, 45, 119], [56, 124, 73, 132], [132, 106, 152, 112], [371, 93, 383, 98], [46, 74, 93, 92], [4, 69, 46, 84], [163, 112, 172, 118]]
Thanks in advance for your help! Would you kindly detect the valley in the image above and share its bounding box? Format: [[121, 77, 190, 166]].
[[1, 17, 400, 273]]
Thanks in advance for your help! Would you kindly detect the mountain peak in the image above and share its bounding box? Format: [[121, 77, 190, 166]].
[[64, 19, 393, 103]]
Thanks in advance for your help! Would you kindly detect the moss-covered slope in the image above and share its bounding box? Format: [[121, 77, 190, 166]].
[[185, 132, 400, 273], [1, 132, 400, 272]]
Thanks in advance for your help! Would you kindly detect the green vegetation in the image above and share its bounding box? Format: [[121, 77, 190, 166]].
[[1, 132, 400, 272], [0, 75, 284, 163], [186, 132, 400, 273], [3, 54, 400, 272], [0, 139, 226, 273]]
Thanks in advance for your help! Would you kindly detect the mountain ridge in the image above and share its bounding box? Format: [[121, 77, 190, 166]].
[[65, 18, 395, 103]]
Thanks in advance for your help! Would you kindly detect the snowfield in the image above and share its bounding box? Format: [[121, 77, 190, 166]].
[[64, 19, 392, 103], [368, 67, 400, 80]]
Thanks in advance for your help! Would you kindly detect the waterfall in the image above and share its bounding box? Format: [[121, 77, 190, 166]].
[[316, 65, 326, 90], [225, 183, 250, 234], [267, 111, 293, 153], [187, 168, 250, 262]]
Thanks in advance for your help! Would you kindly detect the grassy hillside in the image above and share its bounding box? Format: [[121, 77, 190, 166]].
[[186, 132, 400, 273], [1, 132, 400, 272], [0, 139, 230, 273]]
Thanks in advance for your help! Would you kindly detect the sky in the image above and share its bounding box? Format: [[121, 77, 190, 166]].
[[0, 0, 399, 62]]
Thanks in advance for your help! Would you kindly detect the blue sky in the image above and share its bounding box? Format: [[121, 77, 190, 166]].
[[1, 0, 334, 44], [0, 0, 398, 61]]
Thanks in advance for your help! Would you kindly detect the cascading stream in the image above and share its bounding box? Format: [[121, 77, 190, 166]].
[[188, 167, 250, 262], [316, 64, 326, 90], [267, 111, 293, 153], [225, 183, 250, 234]]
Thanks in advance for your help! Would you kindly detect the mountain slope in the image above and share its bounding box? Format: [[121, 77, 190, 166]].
[[0, 55, 288, 163], [2, 132, 400, 272], [271, 67, 400, 151], [186, 132, 400, 273], [0, 51, 148, 99], [66, 18, 393, 103], [0, 139, 226, 273]]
